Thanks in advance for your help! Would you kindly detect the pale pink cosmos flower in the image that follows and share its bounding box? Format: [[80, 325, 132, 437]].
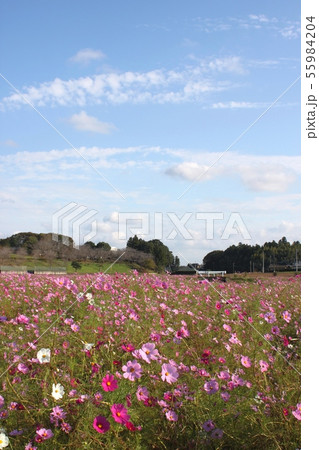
[[283, 311, 291, 323], [122, 360, 143, 381], [161, 363, 179, 384], [259, 360, 269, 373], [17, 363, 29, 374], [229, 333, 242, 346], [292, 403, 301, 420], [36, 428, 54, 440], [136, 386, 149, 401], [241, 356, 252, 368], [165, 410, 178, 421], [221, 391, 230, 402], [139, 343, 159, 364], [218, 371, 230, 380]]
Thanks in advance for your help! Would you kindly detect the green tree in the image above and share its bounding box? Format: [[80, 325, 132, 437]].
[[96, 242, 111, 251], [71, 261, 82, 271]]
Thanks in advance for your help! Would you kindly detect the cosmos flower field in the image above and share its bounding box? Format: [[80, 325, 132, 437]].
[[0, 271, 300, 449]]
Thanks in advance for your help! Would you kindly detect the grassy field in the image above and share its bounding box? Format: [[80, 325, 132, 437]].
[[0, 271, 301, 449], [0, 254, 134, 274]]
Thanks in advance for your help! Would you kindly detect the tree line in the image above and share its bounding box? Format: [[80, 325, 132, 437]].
[[203, 237, 301, 273], [0, 232, 176, 272]]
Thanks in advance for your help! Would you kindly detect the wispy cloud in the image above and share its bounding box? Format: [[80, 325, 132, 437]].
[[68, 111, 116, 134], [0, 56, 246, 110], [69, 48, 106, 64], [1, 139, 18, 147], [193, 14, 300, 39], [210, 101, 269, 109]]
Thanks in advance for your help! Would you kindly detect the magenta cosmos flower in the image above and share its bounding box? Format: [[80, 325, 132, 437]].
[[93, 416, 110, 433], [122, 360, 143, 381], [161, 363, 179, 384], [110, 403, 130, 424], [102, 374, 118, 392], [241, 356, 252, 368]]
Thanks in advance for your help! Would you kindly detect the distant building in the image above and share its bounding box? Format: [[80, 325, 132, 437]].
[[171, 265, 197, 275]]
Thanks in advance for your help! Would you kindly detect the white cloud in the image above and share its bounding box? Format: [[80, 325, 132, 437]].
[[69, 48, 106, 64], [239, 164, 296, 192], [210, 101, 268, 109], [1, 57, 245, 109], [279, 25, 300, 39], [68, 111, 116, 134], [165, 152, 300, 193], [1, 139, 18, 147], [165, 162, 216, 182]]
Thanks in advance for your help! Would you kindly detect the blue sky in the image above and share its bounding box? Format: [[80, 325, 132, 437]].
[[0, 0, 301, 263]]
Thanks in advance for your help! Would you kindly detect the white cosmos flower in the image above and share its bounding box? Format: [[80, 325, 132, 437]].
[[37, 348, 51, 364], [52, 383, 65, 400], [83, 342, 94, 351], [0, 432, 9, 448]]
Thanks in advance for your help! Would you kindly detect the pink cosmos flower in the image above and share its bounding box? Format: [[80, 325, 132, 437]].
[[121, 343, 135, 352], [70, 323, 80, 332], [202, 420, 215, 432], [204, 379, 219, 394], [50, 406, 66, 425], [101, 374, 118, 392], [283, 311, 291, 323], [36, 428, 53, 440], [180, 326, 190, 337], [17, 363, 29, 374], [292, 403, 301, 420], [122, 360, 143, 381], [110, 403, 130, 424], [271, 326, 280, 335], [165, 410, 178, 421], [93, 415, 110, 433], [218, 370, 230, 380], [220, 391, 230, 402], [136, 385, 149, 401], [211, 428, 224, 439], [259, 360, 269, 373], [229, 333, 242, 345], [139, 343, 159, 363], [161, 363, 179, 384], [241, 356, 252, 368]]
